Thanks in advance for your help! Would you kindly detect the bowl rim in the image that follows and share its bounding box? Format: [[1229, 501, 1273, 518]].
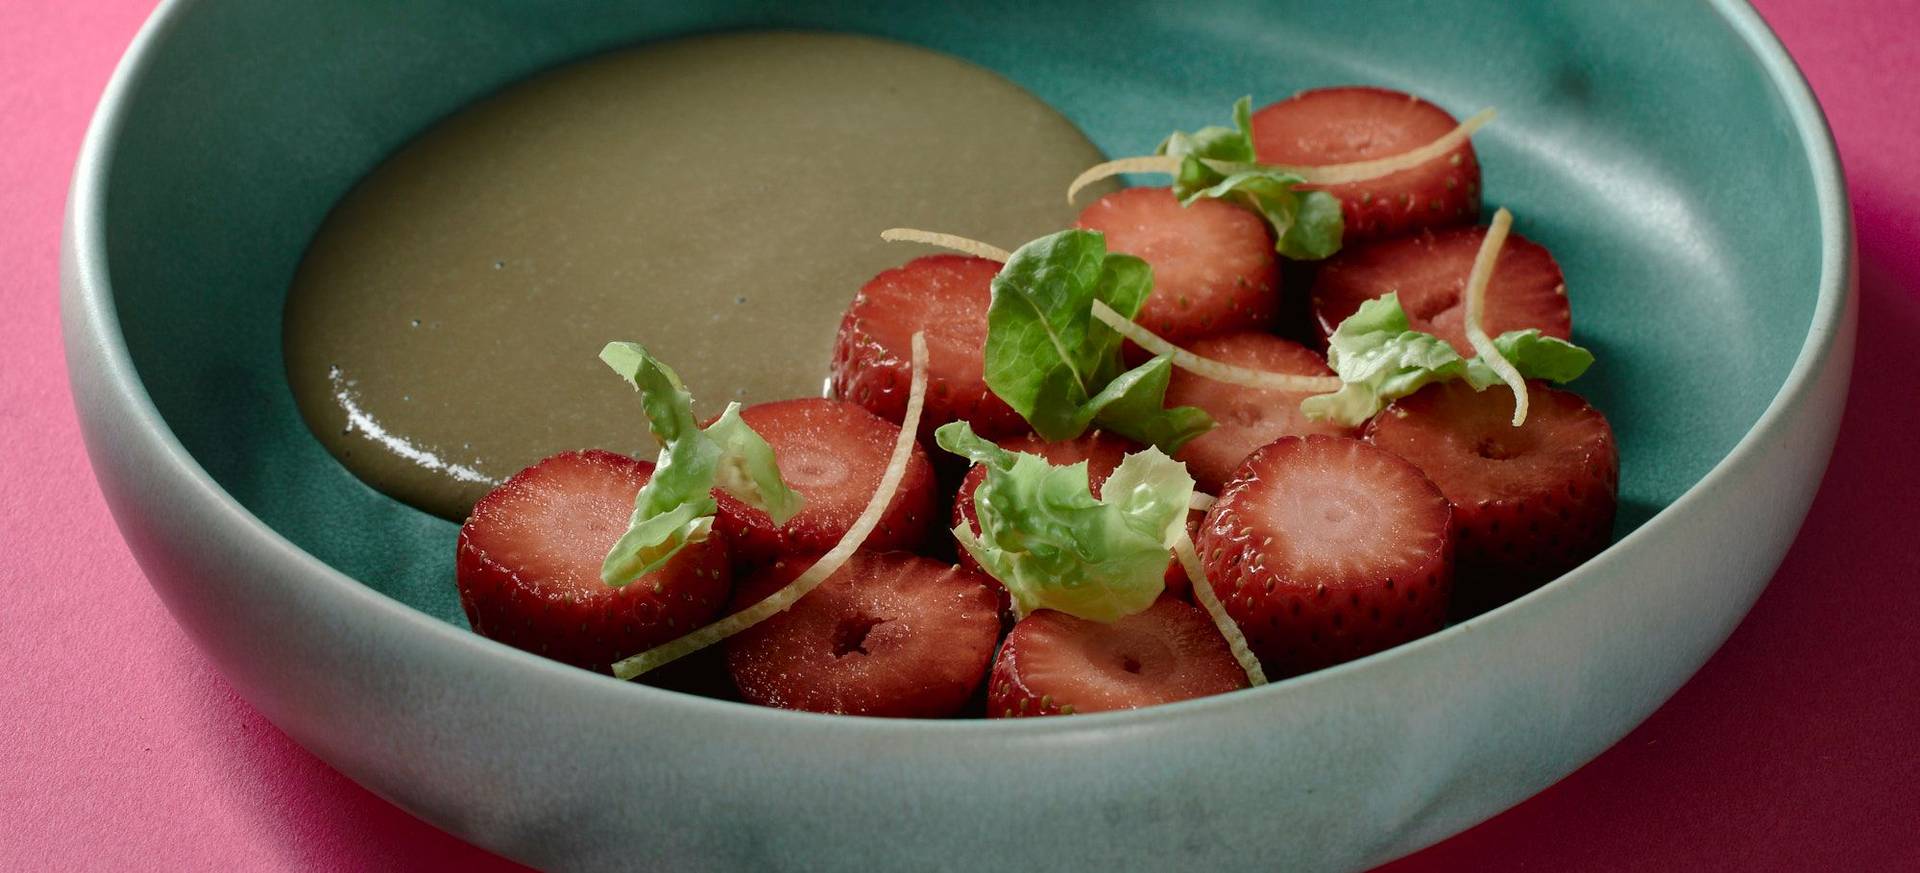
[[62, 0, 1851, 735]]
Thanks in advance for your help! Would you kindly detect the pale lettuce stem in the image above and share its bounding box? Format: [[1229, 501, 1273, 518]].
[[611, 332, 933, 680], [1462, 208, 1529, 426], [879, 228, 1011, 262], [1090, 300, 1342, 393], [1174, 531, 1267, 687], [1065, 108, 1496, 204]]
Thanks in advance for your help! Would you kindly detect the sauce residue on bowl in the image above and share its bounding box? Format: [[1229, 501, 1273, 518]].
[[284, 31, 1109, 520]]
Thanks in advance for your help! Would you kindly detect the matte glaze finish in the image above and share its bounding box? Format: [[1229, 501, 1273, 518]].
[[61, 2, 1851, 871], [283, 31, 1106, 520]]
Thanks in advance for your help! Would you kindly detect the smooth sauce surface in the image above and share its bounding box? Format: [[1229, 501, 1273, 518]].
[[284, 32, 1107, 519]]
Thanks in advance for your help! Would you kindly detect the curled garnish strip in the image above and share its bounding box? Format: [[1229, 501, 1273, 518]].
[[1461, 207, 1528, 426], [611, 332, 930, 680], [880, 228, 1011, 262], [1173, 530, 1267, 687], [1066, 107, 1496, 204], [1090, 299, 1343, 393]]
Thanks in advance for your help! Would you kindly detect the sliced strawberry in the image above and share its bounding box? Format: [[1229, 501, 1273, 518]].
[[456, 450, 731, 673], [988, 596, 1245, 717], [1365, 382, 1618, 615], [1198, 435, 1453, 676], [1163, 331, 1357, 491], [1250, 86, 1480, 241], [1074, 186, 1280, 345], [1310, 225, 1571, 355], [831, 255, 1030, 439], [712, 398, 939, 567], [724, 552, 1001, 717], [950, 431, 1190, 605]]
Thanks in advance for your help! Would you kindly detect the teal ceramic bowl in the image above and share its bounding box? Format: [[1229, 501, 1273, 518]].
[[62, 1, 1850, 870]]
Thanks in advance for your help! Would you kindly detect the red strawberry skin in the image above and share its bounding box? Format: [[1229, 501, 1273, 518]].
[[1365, 382, 1618, 615], [831, 255, 1031, 440], [1163, 331, 1357, 491], [725, 552, 1002, 717], [1310, 225, 1572, 355], [1075, 186, 1280, 345], [456, 450, 732, 673], [1199, 435, 1453, 676], [713, 397, 940, 567], [1251, 86, 1480, 242], [988, 596, 1246, 717], [950, 431, 1190, 603]]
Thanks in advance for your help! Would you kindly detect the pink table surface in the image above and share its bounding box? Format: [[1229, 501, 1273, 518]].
[[4, 2, 1915, 869]]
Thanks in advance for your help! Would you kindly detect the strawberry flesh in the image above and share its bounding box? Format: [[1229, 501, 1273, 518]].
[[989, 596, 1246, 717], [1251, 86, 1480, 241], [1163, 331, 1357, 491], [713, 397, 939, 567], [725, 552, 1001, 717], [1365, 382, 1618, 615], [1075, 186, 1280, 345], [456, 449, 732, 673], [832, 254, 1030, 439], [1199, 435, 1453, 676], [1310, 225, 1572, 355]]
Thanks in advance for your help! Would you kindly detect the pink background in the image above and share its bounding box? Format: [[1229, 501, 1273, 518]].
[[3, 1, 1914, 869]]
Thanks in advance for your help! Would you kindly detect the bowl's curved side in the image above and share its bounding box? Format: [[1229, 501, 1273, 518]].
[[62, 0, 1853, 871]]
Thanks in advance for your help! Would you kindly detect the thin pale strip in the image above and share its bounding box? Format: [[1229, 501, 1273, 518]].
[[879, 228, 1010, 262], [1272, 108, 1496, 185], [1063, 108, 1494, 203], [1090, 300, 1342, 393], [1066, 156, 1182, 204], [612, 333, 932, 679], [1173, 531, 1266, 687], [1462, 207, 1528, 426], [1188, 492, 1216, 513]]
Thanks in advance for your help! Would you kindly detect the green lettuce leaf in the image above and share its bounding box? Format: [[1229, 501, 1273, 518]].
[[983, 229, 1213, 451], [1157, 95, 1256, 163], [1160, 96, 1345, 260], [1299, 294, 1595, 426], [935, 421, 1192, 623], [1463, 330, 1596, 389], [598, 342, 804, 587]]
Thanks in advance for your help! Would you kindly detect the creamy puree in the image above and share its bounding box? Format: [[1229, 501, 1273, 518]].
[[284, 31, 1109, 520]]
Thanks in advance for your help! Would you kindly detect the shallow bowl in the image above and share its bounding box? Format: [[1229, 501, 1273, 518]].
[[62, 1, 1851, 870]]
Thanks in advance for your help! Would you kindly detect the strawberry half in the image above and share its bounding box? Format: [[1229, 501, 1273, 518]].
[[712, 397, 940, 567], [988, 596, 1246, 717], [456, 450, 732, 673], [831, 254, 1030, 440], [1250, 86, 1480, 242], [1074, 186, 1280, 345], [950, 430, 1190, 605], [724, 552, 1001, 717], [1365, 382, 1618, 615], [1310, 225, 1572, 356], [1199, 435, 1453, 676], [1163, 331, 1357, 491]]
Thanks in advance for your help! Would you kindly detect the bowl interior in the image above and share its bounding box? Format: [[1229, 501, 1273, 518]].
[[102, 0, 1821, 630]]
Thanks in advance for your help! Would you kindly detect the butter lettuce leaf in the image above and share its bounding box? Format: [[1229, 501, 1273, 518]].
[[1299, 294, 1594, 426], [983, 229, 1213, 451], [598, 343, 803, 586], [935, 421, 1191, 623], [1160, 96, 1345, 260]]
